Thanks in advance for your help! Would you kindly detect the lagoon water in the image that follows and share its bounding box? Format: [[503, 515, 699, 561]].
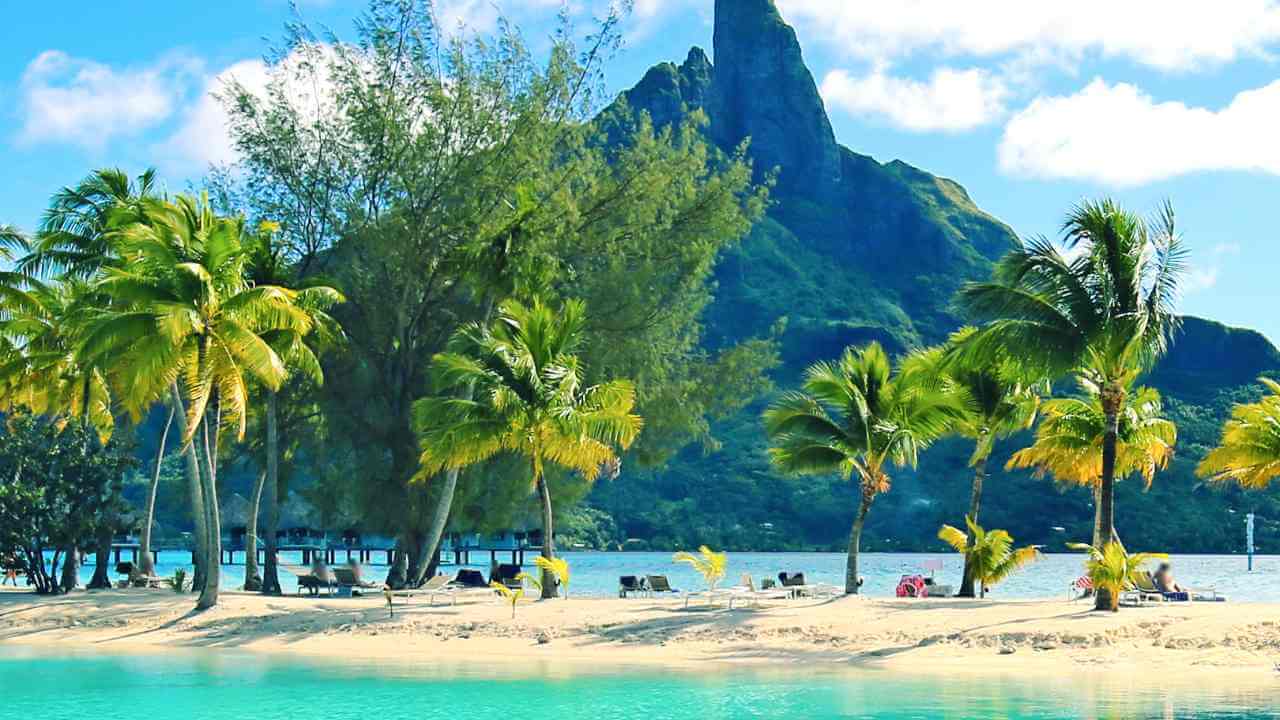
[[68, 550, 1279, 601], [3, 647, 1278, 719]]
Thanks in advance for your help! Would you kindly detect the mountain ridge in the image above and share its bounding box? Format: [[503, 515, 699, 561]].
[[586, 0, 1280, 554]]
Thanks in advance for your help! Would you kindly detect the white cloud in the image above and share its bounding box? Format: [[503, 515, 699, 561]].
[[17, 51, 200, 150], [820, 66, 1008, 132], [1186, 267, 1221, 293], [156, 44, 344, 175], [154, 59, 272, 174], [998, 77, 1280, 185], [776, 0, 1280, 71]]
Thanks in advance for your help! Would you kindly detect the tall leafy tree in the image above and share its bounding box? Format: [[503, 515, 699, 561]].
[[0, 413, 136, 594], [1197, 378, 1280, 489], [909, 329, 1045, 597], [80, 194, 318, 609], [0, 278, 117, 590], [240, 225, 342, 595], [955, 199, 1185, 610], [764, 342, 963, 594], [414, 297, 642, 598], [220, 1, 770, 586], [1007, 378, 1176, 547], [20, 168, 158, 280]]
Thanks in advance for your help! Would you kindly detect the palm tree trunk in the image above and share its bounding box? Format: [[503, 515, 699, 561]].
[[958, 452, 988, 598], [1094, 383, 1122, 612], [139, 405, 175, 578], [535, 467, 558, 600], [846, 489, 874, 594], [261, 390, 282, 595], [418, 299, 496, 584], [243, 471, 266, 591], [171, 385, 208, 593], [87, 525, 114, 589], [195, 413, 222, 610]]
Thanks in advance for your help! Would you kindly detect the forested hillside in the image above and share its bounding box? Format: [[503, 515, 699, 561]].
[[586, 0, 1280, 554]]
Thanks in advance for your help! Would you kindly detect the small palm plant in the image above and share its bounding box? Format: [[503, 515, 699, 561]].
[[533, 556, 571, 599], [491, 572, 542, 619], [672, 546, 727, 591], [937, 518, 1040, 598], [1067, 541, 1167, 612]]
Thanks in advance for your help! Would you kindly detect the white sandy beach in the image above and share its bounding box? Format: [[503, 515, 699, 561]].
[[2, 586, 1278, 680]]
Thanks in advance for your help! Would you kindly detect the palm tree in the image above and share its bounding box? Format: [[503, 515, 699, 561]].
[[955, 199, 1185, 610], [909, 329, 1045, 597], [1007, 378, 1176, 547], [0, 279, 116, 590], [1197, 378, 1280, 489], [12, 168, 163, 579], [80, 194, 309, 609], [937, 518, 1040, 598], [764, 342, 963, 594], [20, 168, 157, 280], [414, 297, 643, 599], [240, 225, 342, 595]]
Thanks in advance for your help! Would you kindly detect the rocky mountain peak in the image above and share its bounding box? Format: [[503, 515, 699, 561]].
[[710, 0, 842, 199]]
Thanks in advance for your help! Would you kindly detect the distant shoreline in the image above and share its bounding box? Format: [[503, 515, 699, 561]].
[[3, 588, 1278, 680]]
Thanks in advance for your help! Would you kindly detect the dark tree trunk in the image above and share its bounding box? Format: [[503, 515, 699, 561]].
[[261, 391, 282, 595], [385, 539, 409, 589], [958, 453, 988, 598], [1094, 383, 1122, 612], [195, 415, 222, 610], [87, 524, 114, 590], [243, 471, 265, 591], [846, 489, 874, 594], [171, 385, 208, 594], [60, 545, 79, 593], [536, 469, 558, 600], [139, 405, 175, 578]]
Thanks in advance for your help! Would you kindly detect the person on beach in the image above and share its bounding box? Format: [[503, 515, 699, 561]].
[[2, 553, 20, 586], [1153, 563, 1185, 594]]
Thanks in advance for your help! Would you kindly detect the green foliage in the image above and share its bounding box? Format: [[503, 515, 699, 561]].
[[169, 568, 189, 594], [0, 413, 137, 594], [1068, 541, 1167, 612], [672, 545, 727, 590], [937, 518, 1040, 597], [217, 2, 773, 554], [1198, 378, 1280, 489]]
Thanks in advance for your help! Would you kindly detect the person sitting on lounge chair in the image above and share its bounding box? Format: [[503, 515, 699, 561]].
[[1153, 563, 1185, 594]]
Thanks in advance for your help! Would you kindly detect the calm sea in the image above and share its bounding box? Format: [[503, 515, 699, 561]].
[[2, 647, 1277, 719], [62, 550, 1279, 601]]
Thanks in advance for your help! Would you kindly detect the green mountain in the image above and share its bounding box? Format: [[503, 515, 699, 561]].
[[587, 0, 1280, 554]]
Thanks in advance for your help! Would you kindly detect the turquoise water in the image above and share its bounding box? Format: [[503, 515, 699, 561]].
[[69, 550, 1280, 601], [3, 648, 1277, 718]]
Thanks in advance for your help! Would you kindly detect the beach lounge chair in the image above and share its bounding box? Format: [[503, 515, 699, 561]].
[[727, 574, 791, 609], [453, 569, 489, 588], [779, 572, 841, 599], [619, 575, 647, 598], [392, 573, 462, 606], [332, 567, 383, 598], [285, 565, 337, 596], [1140, 571, 1222, 602], [489, 563, 524, 591], [645, 575, 680, 597]]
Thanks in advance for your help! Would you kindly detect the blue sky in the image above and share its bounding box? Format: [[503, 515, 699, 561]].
[[3, 1, 1280, 341]]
